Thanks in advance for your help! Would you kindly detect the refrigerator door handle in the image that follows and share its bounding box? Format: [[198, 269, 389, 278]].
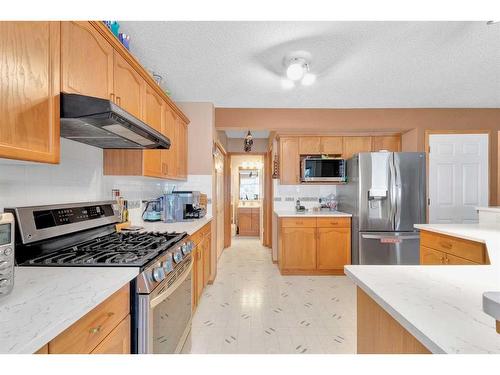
[[394, 155, 402, 230], [361, 234, 420, 240], [388, 155, 397, 228]]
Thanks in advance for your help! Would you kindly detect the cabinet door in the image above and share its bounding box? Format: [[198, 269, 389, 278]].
[[163, 108, 177, 178], [202, 234, 211, 287], [317, 227, 351, 270], [299, 137, 321, 154], [372, 135, 401, 152], [196, 241, 204, 301], [238, 209, 253, 236], [282, 227, 316, 270], [176, 118, 188, 179], [61, 21, 114, 100], [91, 315, 130, 354], [321, 137, 343, 155], [191, 246, 198, 311], [0, 22, 60, 163], [279, 137, 300, 184], [251, 208, 260, 235], [420, 246, 445, 265], [342, 136, 373, 159], [143, 84, 164, 178], [113, 51, 145, 120]]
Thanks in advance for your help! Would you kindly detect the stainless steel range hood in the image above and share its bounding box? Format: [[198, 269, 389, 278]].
[[60, 93, 170, 149]]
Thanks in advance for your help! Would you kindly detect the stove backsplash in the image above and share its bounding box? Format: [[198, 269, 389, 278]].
[[0, 138, 212, 215]]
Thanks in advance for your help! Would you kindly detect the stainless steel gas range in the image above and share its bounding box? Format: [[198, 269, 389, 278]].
[[6, 201, 194, 354]]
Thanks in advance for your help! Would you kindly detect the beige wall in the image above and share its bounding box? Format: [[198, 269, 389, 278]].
[[216, 108, 500, 204], [178, 102, 215, 175]]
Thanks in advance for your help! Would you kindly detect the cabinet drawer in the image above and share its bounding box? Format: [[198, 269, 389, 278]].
[[49, 285, 130, 354], [91, 315, 131, 354], [281, 217, 317, 228], [316, 217, 351, 228], [420, 230, 486, 264]]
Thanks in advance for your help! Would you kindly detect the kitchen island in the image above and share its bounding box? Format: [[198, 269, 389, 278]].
[[345, 222, 500, 354]]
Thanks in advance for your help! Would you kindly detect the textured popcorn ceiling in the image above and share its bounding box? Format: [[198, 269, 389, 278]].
[[120, 21, 500, 108]]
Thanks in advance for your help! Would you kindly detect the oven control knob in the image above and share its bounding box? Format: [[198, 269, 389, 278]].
[[187, 241, 195, 252], [162, 256, 174, 273], [0, 278, 9, 287], [152, 267, 165, 282], [181, 242, 192, 255], [173, 249, 183, 263]]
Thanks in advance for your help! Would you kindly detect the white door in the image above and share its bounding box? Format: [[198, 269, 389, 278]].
[[429, 134, 488, 223]]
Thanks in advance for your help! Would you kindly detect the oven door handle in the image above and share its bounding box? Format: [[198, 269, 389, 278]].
[[149, 260, 193, 309]]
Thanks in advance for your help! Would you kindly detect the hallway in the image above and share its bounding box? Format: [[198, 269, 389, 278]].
[[184, 238, 356, 354]]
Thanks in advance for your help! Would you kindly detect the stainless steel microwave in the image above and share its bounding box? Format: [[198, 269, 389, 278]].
[[301, 157, 346, 182]]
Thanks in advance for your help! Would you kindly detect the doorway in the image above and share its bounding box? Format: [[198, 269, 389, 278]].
[[230, 154, 265, 241], [428, 133, 489, 223]]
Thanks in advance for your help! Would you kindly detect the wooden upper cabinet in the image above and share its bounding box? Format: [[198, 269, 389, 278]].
[[279, 137, 300, 185], [143, 85, 164, 178], [372, 135, 401, 152], [113, 51, 145, 120], [0, 22, 60, 164], [163, 108, 177, 178], [321, 137, 343, 155], [61, 21, 114, 99], [299, 137, 321, 154], [176, 118, 188, 178], [342, 136, 372, 159], [298, 136, 343, 155]]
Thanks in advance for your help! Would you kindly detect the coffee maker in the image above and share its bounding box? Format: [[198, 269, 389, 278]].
[[169, 191, 206, 221]]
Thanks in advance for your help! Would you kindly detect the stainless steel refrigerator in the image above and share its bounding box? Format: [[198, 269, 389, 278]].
[[337, 152, 426, 265]]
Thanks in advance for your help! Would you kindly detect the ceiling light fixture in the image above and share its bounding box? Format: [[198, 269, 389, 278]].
[[244, 130, 253, 153], [283, 53, 316, 88]]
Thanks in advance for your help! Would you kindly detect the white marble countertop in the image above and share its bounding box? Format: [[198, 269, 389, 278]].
[[137, 215, 213, 236], [0, 267, 138, 354], [345, 222, 500, 353], [476, 206, 500, 213], [274, 210, 352, 218]]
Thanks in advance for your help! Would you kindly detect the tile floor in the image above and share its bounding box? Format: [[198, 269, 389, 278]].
[[183, 237, 357, 354]]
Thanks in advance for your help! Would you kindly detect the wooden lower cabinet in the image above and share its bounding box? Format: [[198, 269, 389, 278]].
[[317, 227, 351, 271], [91, 315, 131, 354], [279, 217, 351, 275], [357, 287, 430, 354], [281, 227, 317, 270], [33, 285, 131, 354], [419, 230, 489, 265], [238, 207, 260, 236], [191, 222, 212, 312]]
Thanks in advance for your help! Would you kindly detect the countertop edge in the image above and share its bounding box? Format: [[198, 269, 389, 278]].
[[273, 211, 352, 218], [414, 224, 486, 244], [344, 266, 446, 354]]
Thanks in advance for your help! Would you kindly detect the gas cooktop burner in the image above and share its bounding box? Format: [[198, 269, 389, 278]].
[[24, 231, 186, 267]]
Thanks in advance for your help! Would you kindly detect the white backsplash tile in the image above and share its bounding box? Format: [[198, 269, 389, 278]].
[[0, 138, 213, 213], [273, 179, 337, 211]]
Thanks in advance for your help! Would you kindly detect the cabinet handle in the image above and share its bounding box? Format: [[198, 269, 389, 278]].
[[116, 96, 121, 105], [440, 256, 445, 264], [330, 222, 339, 225], [89, 325, 102, 335], [110, 93, 115, 102], [440, 241, 452, 250], [444, 256, 449, 264]]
